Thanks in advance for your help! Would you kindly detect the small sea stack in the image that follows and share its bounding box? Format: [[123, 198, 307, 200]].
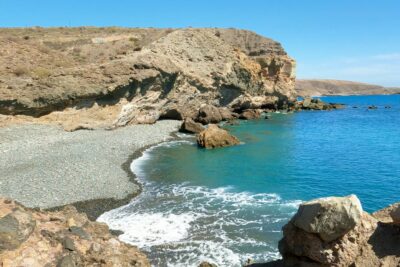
[[197, 124, 240, 148]]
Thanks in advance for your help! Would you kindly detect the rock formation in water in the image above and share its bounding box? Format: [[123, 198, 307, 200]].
[[278, 195, 400, 267], [0, 198, 150, 266], [0, 27, 296, 130], [197, 124, 240, 148]]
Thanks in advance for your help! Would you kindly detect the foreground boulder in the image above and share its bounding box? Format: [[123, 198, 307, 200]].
[[0, 198, 150, 266], [180, 118, 205, 134], [292, 195, 362, 242], [278, 195, 400, 267], [197, 124, 240, 148]]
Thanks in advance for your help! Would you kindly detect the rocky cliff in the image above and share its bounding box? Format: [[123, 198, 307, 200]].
[[0, 27, 295, 130], [0, 198, 150, 266], [296, 79, 400, 97]]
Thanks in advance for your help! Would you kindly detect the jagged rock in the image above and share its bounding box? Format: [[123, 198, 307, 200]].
[[292, 195, 363, 242], [0, 207, 36, 251], [218, 107, 237, 121], [179, 118, 205, 134], [0, 198, 150, 266], [197, 124, 240, 148], [279, 195, 400, 267], [372, 202, 400, 223], [197, 105, 223, 124], [239, 109, 261, 120]]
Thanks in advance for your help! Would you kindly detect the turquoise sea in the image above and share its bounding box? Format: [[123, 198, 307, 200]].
[[99, 95, 400, 267]]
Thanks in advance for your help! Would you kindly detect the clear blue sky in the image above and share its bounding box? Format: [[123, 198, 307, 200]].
[[1, 0, 399, 86]]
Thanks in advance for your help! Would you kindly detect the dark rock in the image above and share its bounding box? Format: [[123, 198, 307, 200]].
[[239, 109, 261, 120], [368, 105, 378, 110], [57, 254, 76, 267], [198, 261, 218, 267], [197, 105, 223, 124], [62, 237, 76, 251], [159, 108, 184, 120], [197, 124, 240, 148], [69, 226, 91, 240], [0, 209, 35, 251], [179, 118, 205, 134]]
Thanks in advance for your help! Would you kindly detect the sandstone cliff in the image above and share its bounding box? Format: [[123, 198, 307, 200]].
[[296, 79, 400, 97], [0, 27, 295, 130]]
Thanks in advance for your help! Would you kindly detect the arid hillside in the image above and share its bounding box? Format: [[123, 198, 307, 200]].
[[296, 79, 400, 97], [0, 27, 296, 130]]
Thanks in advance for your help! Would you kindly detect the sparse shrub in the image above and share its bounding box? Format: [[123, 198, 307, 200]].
[[32, 67, 51, 79], [23, 35, 30, 40], [215, 31, 221, 37], [166, 29, 174, 34], [72, 47, 82, 54], [129, 37, 138, 42], [13, 66, 29, 76]]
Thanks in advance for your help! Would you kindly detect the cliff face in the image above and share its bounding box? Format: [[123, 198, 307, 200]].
[[0, 27, 295, 130]]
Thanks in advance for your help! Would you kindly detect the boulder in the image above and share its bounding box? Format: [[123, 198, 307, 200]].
[[293, 195, 363, 242], [302, 97, 312, 108], [0, 208, 36, 251], [197, 124, 240, 148], [197, 105, 223, 125], [218, 107, 237, 121], [239, 109, 261, 120], [179, 118, 205, 134]]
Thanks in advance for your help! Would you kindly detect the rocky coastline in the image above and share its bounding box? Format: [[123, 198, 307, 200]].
[[1, 27, 398, 266]]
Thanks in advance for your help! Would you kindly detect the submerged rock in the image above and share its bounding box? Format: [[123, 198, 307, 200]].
[[180, 118, 205, 134], [197, 124, 240, 148]]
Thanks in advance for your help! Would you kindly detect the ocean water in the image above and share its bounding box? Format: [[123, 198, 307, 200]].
[[98, 95, 400, 267]]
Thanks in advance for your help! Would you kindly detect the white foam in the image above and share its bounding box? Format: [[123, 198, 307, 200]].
[[99, 212, 198, 247]]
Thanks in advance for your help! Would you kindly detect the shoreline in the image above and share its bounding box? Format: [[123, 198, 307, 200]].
[[0, 120, 182, 219]]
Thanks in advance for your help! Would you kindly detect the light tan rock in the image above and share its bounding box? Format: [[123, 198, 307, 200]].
[[197, 124, 240, 148], [179, 118, 204, 134], [293, 194, 363, 242]]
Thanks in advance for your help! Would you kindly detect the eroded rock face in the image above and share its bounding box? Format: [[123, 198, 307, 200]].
[[279, 196, 400, 267], [293, 195, 362, 242], [0, 28, 296, 130], [0, 198, 150, 267], [197, 124, 240, 148]]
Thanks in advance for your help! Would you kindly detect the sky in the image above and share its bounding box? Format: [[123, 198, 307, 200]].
[[1, 0, 399, 86]]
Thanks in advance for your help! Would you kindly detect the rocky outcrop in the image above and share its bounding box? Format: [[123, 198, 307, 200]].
[[179, 118, 205, 134], [197, 124, 240, 148], [294, 97, 345, 111], [0, 27, 296, 130], [0, 198, 150, 266], [239, 109, 262, 120], [278, 195, 400, 267]]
